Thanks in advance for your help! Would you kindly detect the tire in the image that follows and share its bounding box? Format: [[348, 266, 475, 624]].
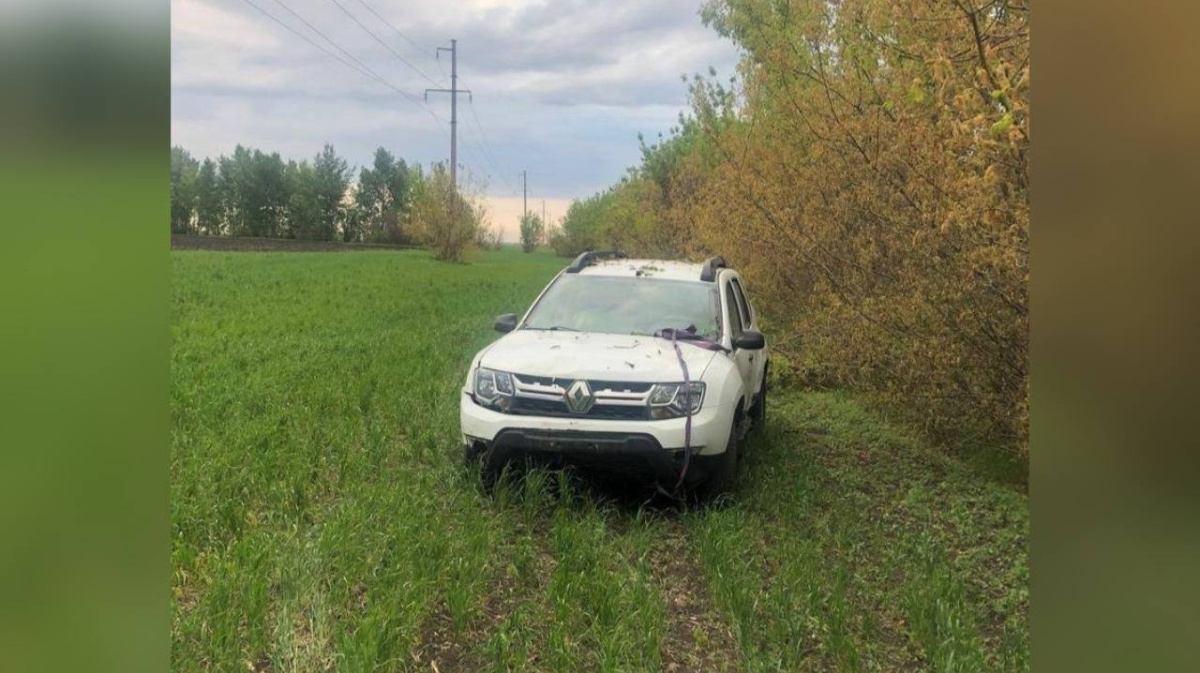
[[698, 420, 740, 501], [462, 442, 484, 468], [463, 443, 502, 489]]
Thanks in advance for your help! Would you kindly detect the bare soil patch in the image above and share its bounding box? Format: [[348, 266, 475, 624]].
[[650, 521, 741, 672]]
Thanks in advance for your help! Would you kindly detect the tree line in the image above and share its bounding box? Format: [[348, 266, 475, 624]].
[[170, 144, 499, 259], [553, 0, 1030, 455]]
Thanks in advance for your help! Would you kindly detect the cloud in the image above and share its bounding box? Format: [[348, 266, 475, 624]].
[[171, 0, 741, 202]]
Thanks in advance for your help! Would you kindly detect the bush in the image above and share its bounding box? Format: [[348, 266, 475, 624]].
[[409, 163, 482, 263], [553, 0, 1029, 455], [518, 212, 545, 253]]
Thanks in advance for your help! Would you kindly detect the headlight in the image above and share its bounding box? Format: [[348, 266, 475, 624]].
[[473, 367, 514, 411], [648, 381, 705, 419]]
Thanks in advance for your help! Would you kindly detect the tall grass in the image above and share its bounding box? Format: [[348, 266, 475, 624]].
[[172, 249, 1027, 671]]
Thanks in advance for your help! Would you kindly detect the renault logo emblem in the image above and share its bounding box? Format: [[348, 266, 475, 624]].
[[564, 380, 594, 414]]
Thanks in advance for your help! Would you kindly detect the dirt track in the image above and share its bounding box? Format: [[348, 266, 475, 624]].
[[170, 234, 417, 253]]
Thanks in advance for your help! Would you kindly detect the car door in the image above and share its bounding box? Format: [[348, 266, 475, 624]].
[[728, 276, 766, 399], [722, 275, 754, 406]]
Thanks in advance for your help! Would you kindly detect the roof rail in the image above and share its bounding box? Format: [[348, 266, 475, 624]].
[[699, 256, 727, 282], [565, 250, 627, 274]]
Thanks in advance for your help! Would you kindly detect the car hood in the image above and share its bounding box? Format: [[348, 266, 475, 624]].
[[479, 330, 718, 382]]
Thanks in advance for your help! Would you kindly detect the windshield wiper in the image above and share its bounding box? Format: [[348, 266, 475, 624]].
[[527, 325, 580, 332]]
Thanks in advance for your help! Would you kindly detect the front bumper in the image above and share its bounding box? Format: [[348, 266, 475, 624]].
[[467, 428, 721, 487], [460, 390, 735, 456]]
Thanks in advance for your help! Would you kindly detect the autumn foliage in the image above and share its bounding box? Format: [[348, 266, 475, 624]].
[[557, 0, 1029, 453]]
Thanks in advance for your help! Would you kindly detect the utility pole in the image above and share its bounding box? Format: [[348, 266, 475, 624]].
[[425, 39, 471, 190], [522, 170, 528, 218], [542, 199, 546, 225]]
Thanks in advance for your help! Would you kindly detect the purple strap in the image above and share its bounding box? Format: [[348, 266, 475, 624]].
[[653, 326, 721, 494], [669, 329, 693, 491], [653, 326, 727, 353]]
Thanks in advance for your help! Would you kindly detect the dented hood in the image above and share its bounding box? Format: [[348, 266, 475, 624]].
[[479, 330, 718, 382]]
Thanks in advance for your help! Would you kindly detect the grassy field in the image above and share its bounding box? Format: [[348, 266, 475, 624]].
[[171, 248, 1028, 672]]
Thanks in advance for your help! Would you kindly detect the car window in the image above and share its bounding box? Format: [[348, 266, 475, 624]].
[[724, 283, 744, 337], [524, 275, 721, 339], [731, 278, 752, 326]]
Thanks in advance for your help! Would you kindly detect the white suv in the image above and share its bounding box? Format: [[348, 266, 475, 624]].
[[460, 251, 768, 496]]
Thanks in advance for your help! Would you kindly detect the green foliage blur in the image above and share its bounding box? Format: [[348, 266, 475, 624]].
[[518, 211, 546, 252], [0, 4, 167, 673]]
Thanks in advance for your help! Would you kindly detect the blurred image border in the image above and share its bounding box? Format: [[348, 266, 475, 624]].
[[1, 1, 1198, 671]]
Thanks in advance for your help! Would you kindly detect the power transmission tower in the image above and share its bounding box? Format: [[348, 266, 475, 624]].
[[522, 170, 528, 218], [425, 39, 471, 190]]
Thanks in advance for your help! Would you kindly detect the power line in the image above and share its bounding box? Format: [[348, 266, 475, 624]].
[[240, 0, 372, 81], [326, 0, 443, 88], [351, 0, 443, 77], [452, 71, 516, 193], [268, 0, 423, 104], [262, 0, 421, 104], [448, 76, 512, 190], [458, 126, 511, 193], [239, 0, 448, 131], [458, 114, 515, 193], [239, 0, 482, 188], [464, 98, 510, 185]]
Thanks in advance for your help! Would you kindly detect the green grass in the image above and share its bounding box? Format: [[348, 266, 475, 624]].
[[171, 248, 1028, 672]]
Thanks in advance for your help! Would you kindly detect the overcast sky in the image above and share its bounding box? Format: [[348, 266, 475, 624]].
[[171, 0, 740, 239]]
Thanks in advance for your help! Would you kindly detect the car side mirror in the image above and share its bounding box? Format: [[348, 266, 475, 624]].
[[494, 313, 518, 333], [732, 329, 765, 350]]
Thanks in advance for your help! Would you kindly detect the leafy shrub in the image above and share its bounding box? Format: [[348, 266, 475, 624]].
[[519, 212, 545, 253], [555, 0, 1030, 454], [409, 163, 482, 263]]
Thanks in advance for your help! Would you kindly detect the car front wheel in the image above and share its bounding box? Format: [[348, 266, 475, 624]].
[[697, 419, 740, 500]]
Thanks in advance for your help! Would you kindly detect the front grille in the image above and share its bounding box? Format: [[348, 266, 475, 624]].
[[509, 393, 650, 420], [512, 375, 652, 394], [589, 405, 651, 420], [507, 374, 656, 420], [588, 380, 653, 394]]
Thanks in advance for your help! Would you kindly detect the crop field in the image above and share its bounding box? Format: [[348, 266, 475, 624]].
[[171, 249, 1028, 672]]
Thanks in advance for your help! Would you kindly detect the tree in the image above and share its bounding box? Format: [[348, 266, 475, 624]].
[[216, 146, 288, 238], [555, 0, 1030, 453], [173, 144, 390, 245], [218, 145, 261, 237], [287, 145, 350, 241], [341, 191, 366, 243], [518, 212, 545, 252], [217, 146, 249, 236], [285, 160, 320, 240], [311, 144, 350, 241], [354, 147, 411, 243], [251, 150, 289, 238], [409, 162, 480, 262], [194, 158, 222, 235], [170, 146, 199, 234]]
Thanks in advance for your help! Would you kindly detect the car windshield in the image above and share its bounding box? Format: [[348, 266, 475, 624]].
[[523, 275, 721, 339]]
